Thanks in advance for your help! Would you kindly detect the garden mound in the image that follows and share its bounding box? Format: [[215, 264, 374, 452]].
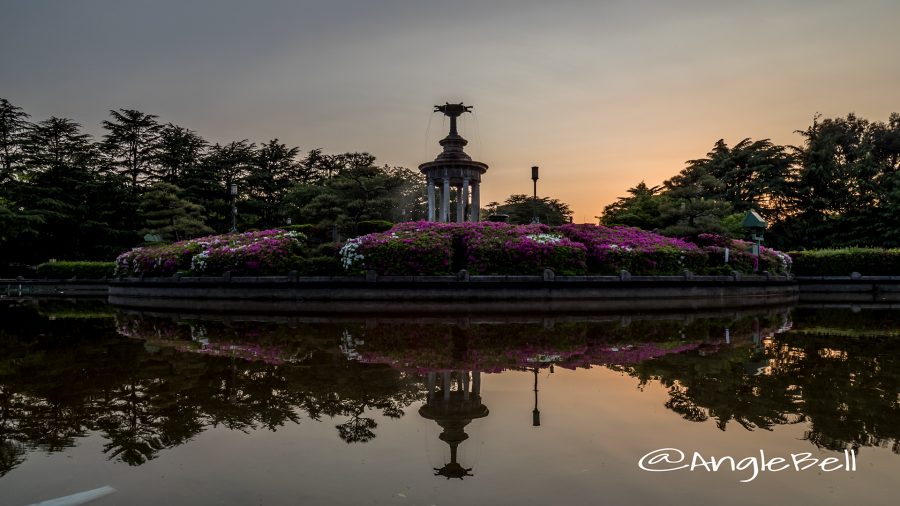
[[116, 222, 792, 277]]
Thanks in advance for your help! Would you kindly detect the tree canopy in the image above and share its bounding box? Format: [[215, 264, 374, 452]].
[[600, 113, 900, 249], [2, 96, 899, 270], [0, 98, 429, 270], [484, 194, 573, 225]]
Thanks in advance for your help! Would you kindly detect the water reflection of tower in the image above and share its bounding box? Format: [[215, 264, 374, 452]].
[[419, 370, 489, 479]]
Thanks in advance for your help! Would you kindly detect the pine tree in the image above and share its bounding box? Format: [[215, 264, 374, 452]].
[[138, 182, 213, 242], [155, 124, 207, 186], [0, 98, 31, 184], [101, 109, 161, 190]]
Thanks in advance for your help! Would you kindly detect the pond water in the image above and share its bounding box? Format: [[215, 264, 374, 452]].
[[0, 299, 897, 505]]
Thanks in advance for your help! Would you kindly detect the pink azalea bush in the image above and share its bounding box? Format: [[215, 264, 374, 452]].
[[694, 234, 791, 275], [115, 222, 791, 277], [556, 224, 708, 275], [340, 227, 453, 275], [115, 229, 305, 276], [341, 222, 791, 276], [345, 221, 588, 275], [458, 223, 587, 275]]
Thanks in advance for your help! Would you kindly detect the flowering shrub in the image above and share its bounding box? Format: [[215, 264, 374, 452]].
[[463, 225, 587, 275], [341, 227, 453, 275], [557, 224, 706, 275], [114, 223, 792, 277], [340, 222, 792, 276], [115, 230, 305, 276], [115, 242, 203, 277], [695, 234, 791, 275], [348, 221, 587, 275]]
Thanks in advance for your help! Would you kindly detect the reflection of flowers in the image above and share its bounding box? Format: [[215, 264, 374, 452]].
[[347, 322, 719, 373], [116, 313, 786, 374], [178, 341, 293, 365], [116, 316, 311, 365], [355, 340, 703, 372]]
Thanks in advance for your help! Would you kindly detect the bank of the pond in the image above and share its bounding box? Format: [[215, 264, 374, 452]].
[[1, 279, 109, 296], [795, 275, 900, 303], [13, 275, 900, 308], [105, 273, 798, 312]]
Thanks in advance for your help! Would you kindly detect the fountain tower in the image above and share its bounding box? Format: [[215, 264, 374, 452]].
[[419, 102, 489, 222]]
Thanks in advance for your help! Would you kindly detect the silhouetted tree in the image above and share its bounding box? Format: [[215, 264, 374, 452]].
[[0, 98, 30, 184], [155, 124, 206, 186], [493, 194, 573, 225], [101, 109, 161, 190]]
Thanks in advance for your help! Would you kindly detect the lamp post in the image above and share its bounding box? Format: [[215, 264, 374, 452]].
[[531, 166, 539, 224], [229, 183, 238, 233], [741, 209, 767, 271]]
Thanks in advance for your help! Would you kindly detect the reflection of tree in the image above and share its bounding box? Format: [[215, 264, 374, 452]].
[[336, 409, 378, 444], [630, 344, 796, 431], [770, 330, 900, 454], [0, 302, 425, 472], [0, 439, 25, 477], [628, 308, 900, 454]]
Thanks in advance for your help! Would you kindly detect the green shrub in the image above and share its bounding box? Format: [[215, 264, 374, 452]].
[[356, 220, 394, 235], [313, 242, 343, 258], [295, 256, 344, 276], [789, 248, 900, 276], [283, 224, 332, 245], [36, 261, 115, 279]]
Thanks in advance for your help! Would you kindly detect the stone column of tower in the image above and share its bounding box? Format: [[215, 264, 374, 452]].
[[427, 177, 435, 222], [470, 182, 480, 222], [441, 177, 450, 222], [460, 179, 470, 223], [419, 102, 489, 222]]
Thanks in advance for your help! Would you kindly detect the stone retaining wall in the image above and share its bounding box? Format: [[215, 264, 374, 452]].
[[795, 276, 900, 303], [104, 274, 798, 313]]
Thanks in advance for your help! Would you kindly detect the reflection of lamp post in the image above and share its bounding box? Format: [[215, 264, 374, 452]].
[[742, 209, 767, 271], [532, 367, 541, 427], [229, 183, 238, 233], [531, 166, 539, 224]]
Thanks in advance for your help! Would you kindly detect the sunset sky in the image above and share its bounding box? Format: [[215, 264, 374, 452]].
[[3, 0, 899, 221]]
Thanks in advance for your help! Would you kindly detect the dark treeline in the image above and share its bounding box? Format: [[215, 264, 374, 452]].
[[4, 97, 899, 268], [0, 98, 427, 268], [601, 113, 900, 250]]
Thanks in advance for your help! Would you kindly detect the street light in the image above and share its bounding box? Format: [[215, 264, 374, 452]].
[[531, 166, 539, 224], [229, 183, 238, 233], [741, 209, 767, 271]]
